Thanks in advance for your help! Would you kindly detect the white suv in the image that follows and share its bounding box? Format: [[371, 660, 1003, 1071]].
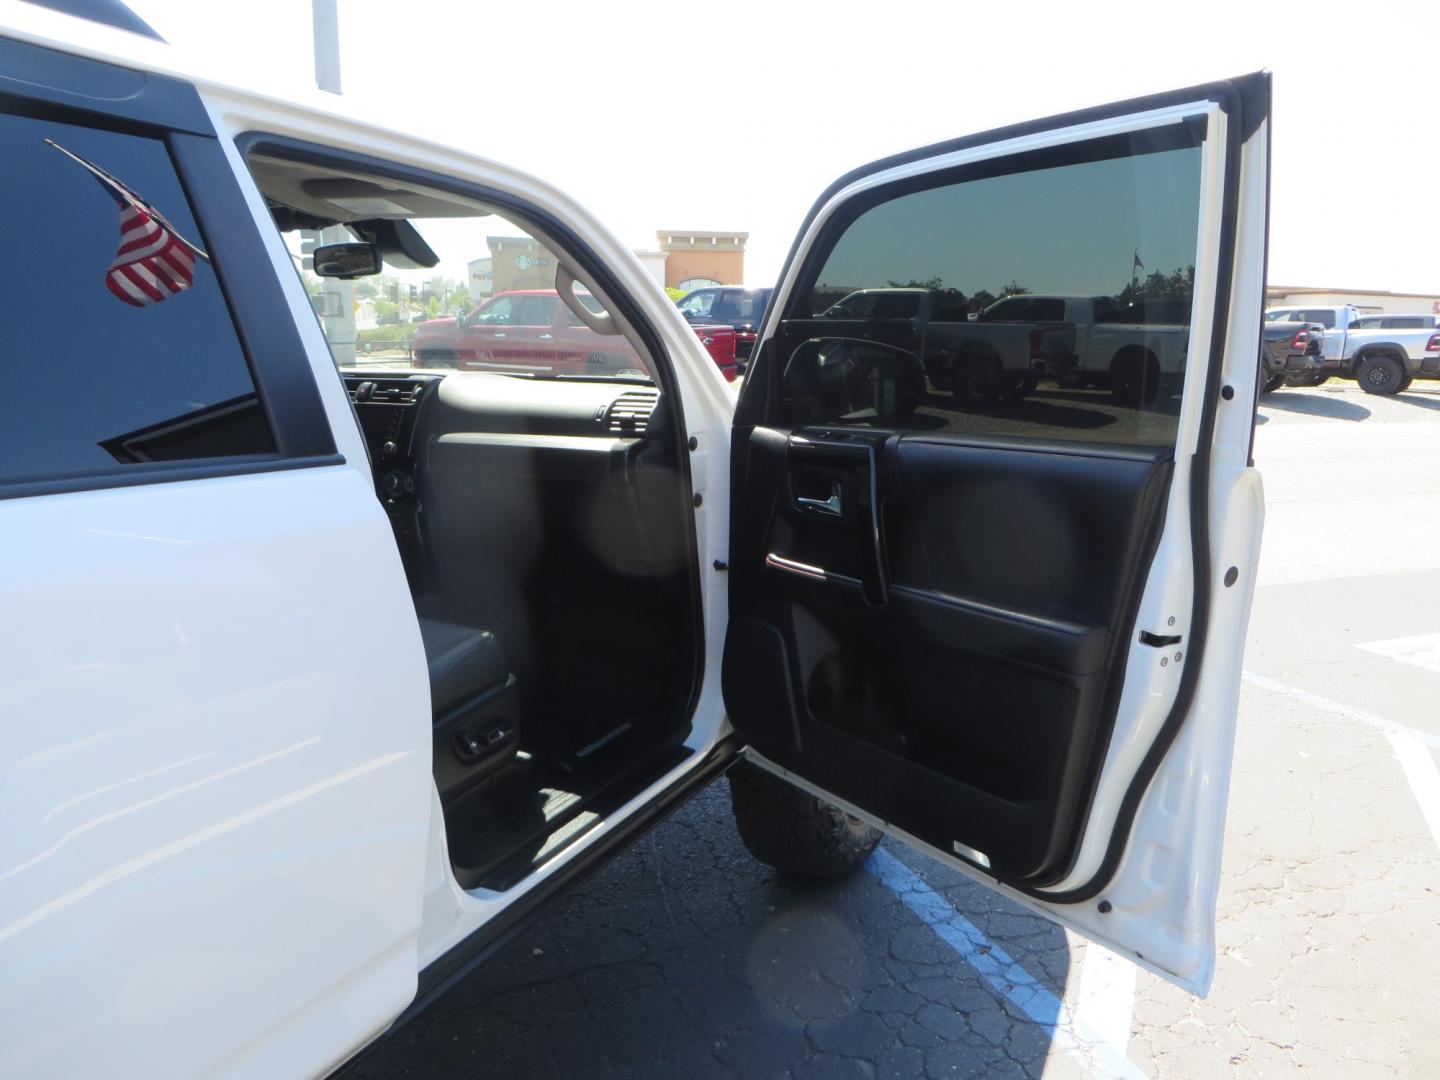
[[0, 4, 1272, 1076]]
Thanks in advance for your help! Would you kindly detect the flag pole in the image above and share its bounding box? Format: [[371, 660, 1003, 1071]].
[[44, 138, 211, 263]]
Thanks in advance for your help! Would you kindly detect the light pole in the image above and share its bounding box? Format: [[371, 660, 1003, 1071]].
[[312, 0, 356, 363]]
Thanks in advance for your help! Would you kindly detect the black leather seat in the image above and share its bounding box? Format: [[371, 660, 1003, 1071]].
[[419, 618, 508, 714], [418, 617, 521, 799]]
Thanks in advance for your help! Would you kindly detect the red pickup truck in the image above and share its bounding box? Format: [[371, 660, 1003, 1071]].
[[412, 289, 737, 381]]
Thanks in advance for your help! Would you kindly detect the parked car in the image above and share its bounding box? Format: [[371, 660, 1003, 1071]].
[[1013, 294, 1191, 404], [0, 5, 1273, 1074], [1265, 305, 1440, 394], [1260, 320, 1326, 392], [820, 289, 1190, 406], [811, 287, 1053, 402], [676, 285, 772, 364], [1349, 313, 1440, 330], [416, 289, 738, 380]]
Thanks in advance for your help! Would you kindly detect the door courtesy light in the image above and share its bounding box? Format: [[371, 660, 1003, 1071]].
[[952, 840, 992, 869]]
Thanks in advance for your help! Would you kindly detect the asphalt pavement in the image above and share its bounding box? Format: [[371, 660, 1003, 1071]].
[[356, 379, 1440, 1079]]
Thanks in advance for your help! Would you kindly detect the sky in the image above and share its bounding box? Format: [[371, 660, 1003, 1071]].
[[129, 0, 1440, 297]]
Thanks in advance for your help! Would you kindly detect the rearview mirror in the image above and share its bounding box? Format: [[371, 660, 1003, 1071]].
[[780, 337, 925, 424], [312, 242, 382, 279]]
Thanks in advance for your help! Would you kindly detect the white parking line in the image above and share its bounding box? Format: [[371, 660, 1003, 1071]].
[[1356, 631, 1440, 675], [1241, 671, 1440, 750], [1386, 731, 1440, 851], [867, 846, 1148, 1080], [1075, 942, 1137, 1058], [1243, 671, 1440, 851]]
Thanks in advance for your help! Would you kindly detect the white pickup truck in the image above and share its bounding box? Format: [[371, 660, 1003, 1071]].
[[1012, 294, 1191, 404], [821, 289, 1190, 406], [1264, 304, 1440, 394]]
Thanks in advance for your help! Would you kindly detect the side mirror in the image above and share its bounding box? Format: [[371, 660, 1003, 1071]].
[[780, 337, 925, 424], [312, 242, 382, 279]]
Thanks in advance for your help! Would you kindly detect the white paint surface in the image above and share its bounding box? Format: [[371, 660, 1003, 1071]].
[[1357, 632, 1440, 676]]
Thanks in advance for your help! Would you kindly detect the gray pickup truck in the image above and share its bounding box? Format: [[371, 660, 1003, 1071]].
[[1260, 321, 1325, 393]]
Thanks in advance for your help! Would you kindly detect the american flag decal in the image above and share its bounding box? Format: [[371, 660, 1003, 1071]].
[[44, 138, 209, 308], [106, 200, 197, 307]]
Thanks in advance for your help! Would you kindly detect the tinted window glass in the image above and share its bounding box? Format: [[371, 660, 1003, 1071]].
[[0, 112, 275, 484], [516, 295, 557, 325], [678, 289, 715, 318], [784, 127, 1204, 447], [1296, 309, 1336, 328]]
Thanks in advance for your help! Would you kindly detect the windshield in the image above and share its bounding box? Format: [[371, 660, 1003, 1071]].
[[259, 158, 655, 383]]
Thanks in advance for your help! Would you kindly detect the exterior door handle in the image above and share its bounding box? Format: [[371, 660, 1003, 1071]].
[[795, 481, 843, 517]]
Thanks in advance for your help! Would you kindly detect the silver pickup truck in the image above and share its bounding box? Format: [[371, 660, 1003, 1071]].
[[1264, 305, 1440, 394]]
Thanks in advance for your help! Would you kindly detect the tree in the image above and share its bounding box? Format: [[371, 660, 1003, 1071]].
[[968, 289, 996, 315], [886, 276, 944, 290], [1118, 264, 1194, 306]]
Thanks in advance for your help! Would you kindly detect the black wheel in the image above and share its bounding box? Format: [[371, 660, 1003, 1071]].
[[727, 760, 881, 881], [1356, 353, 1405, 395], [951, 347, 1002, 404], [1295, 373, 1330, 387], [1262, 373, 1285, 394], [999, 371, 1041, 400], [1110, 349, 1159, 406], [416, 347, 457, 369], [1398, 374, 1415, 393]]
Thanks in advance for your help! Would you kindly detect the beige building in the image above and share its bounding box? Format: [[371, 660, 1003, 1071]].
[[658, 231, 747, 291], [487, 236, 557, 294], [1266, 284, 1440, 316]]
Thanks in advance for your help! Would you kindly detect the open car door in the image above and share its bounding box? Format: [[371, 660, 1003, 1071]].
[[723, 74, 1270, 994]]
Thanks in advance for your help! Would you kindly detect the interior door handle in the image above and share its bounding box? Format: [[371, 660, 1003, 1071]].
[[795, 481, 843, 517]]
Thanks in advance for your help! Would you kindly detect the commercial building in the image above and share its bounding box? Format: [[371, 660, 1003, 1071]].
[[1266, 284, 1440, 316], [657, 231, 748, 291]]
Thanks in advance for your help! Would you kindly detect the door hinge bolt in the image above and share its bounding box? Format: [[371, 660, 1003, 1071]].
[[713, 560, 729, 572]]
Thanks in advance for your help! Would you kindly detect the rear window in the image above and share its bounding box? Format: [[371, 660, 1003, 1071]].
[[0, 110, 276, 486]]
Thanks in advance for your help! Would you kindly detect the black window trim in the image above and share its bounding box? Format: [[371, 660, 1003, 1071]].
[[0, 38, 342, 501]]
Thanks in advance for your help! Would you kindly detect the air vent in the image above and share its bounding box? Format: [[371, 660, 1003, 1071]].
[[605, 389, 661, 435], [345, 378, 424, 405]]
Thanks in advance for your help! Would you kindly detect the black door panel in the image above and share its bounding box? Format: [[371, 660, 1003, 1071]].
[[723, 427, 1172, 885]]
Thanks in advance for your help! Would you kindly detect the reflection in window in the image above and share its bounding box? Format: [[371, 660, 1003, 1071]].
[[0, 111, 275, 486], [786, 127, 1206, 447]]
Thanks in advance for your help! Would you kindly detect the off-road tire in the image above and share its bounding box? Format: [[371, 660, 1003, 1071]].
[[417, 347, 457, 369], [1262, 373, 1285, 394], [727, 760, 881, 880], [1110, 348, 1160, 406], [1356, 353, 1405, 396]]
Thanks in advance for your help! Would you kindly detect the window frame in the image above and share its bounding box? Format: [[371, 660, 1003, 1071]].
[[0, 40, 339, 501]]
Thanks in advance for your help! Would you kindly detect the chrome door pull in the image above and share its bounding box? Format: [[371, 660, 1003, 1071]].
[[795, 481, 843, 517]]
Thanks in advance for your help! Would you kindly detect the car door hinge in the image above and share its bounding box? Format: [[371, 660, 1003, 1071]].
[[713, 559, 729, 572]]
